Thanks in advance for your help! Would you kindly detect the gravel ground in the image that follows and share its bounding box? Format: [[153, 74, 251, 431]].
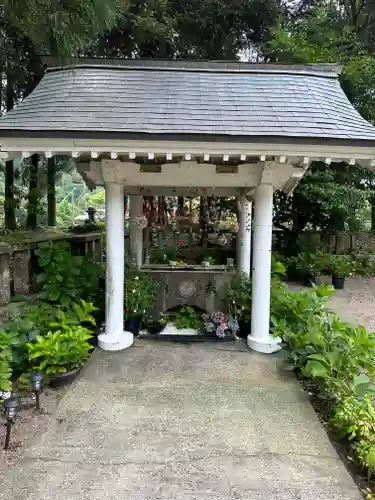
[[0, 387, 65, 480], [291, 276, 375, 331], [326, 277, 375, 331]]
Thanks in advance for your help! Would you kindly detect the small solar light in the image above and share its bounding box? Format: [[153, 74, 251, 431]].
[[29, 372, 44, 411], [3, 396, 20, 450]]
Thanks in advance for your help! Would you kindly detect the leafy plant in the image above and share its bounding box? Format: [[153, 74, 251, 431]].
[[27, 325, 93, 375], [332, 395, 375, 442], [202, 256, 216, 265], [36, 241, 103, 307], [125, 268, 158, 320], [0, 331, 16, 391], [170, 306, 203, 330], [224, 273, 252, 323], [290, 251, 327, 280], [329, 254, 353, 277], [351, 254, 375, 277]]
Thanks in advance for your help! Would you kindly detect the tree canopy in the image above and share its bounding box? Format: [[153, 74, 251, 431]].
[[2, 0, 375, 235]]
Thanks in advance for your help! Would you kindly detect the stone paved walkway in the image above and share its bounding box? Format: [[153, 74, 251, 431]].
[[1, 340, 362, 499]]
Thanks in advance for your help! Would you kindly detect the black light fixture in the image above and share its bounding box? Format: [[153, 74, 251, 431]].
[[3, 396, 20, 450], [29, 372, 44, 411]]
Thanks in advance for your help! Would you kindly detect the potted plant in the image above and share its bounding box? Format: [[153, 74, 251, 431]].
[[294, 252, 322, 286], [27, 325, 93, 387], [169, 306, 204, 332], [329, 254, 352, 290], [203, 311, 239, 340], [125, 270, 158, 335], [202, 256, 215, 268], [223, 273, 252, 338]]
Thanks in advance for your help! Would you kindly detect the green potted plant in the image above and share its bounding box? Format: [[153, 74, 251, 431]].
[[223, 273, 252, 338], [202, 256, 216, 268], [329, 254, 352, 290], [170, 306, 204, 331], [293, 252, 323, 286], [125, 270, 158, 335], [27, 325, 93, 387]]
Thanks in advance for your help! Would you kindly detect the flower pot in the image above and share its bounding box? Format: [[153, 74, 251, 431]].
[[146, 321, 164, 335], [332, 275, 345, 290], [49, 367, 81, 388], [303, 275, 316, 287], [237, 320, 250, 339], [125, 319, 142, 336]]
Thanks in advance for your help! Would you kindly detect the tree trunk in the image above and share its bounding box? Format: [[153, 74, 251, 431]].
[[5, 75, 16, 230], [178, 196, 184, 215], [200, 196, 209, 248], [47, 157, 56, 226], [26, 154, 39, 229], [371, 200, 375, 231], [5, 160, 16, 230]]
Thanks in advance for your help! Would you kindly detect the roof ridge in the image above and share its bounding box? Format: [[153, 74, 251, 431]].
[[42, 58, 340, 78]]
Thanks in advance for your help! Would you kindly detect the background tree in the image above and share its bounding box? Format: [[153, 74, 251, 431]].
[[265, 1, 375, 237]]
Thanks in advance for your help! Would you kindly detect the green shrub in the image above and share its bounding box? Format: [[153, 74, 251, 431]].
[[27, 325, 93, 375], [170, 306, 204, 330], [328, 254, 353, 277], [0, 331, 15, 391], [354, 440, 375, 477], [125, 268, 158, 320], [36, 241, 103, 307], [287, 251, 330, 281], [224, 273, 252, 324], [331, 395, 375, 476], [331, 395, 375, 442], [351, 254, 375, 277]]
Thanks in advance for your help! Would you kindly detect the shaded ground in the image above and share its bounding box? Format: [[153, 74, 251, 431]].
[[0, 340, 361, 499], [0, 387, 64, 479]]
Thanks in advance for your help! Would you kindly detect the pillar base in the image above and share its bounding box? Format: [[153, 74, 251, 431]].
[[98, 331, 134, 351], [247, 335, 282, 354]]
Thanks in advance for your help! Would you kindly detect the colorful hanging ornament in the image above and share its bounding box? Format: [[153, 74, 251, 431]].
[[217, 234, 228, 246], [132, 215, 148, 229]]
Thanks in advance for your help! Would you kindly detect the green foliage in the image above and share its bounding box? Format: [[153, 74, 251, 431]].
[[36, 241, 103, 307], [331, 395, 375, 442], [224, 273, 252, 324], [125, 268, 158, 320], [355, 440, 375, 478], [328, 254, 353, 277], [0, 331, 16, 391], [170, 306, 203, 330], [351, 254, 375, 277], [271, 258, 375, 475], [332, 396, 375, 475], [27, 325, 93, 375], [288, 251, 329, 280]]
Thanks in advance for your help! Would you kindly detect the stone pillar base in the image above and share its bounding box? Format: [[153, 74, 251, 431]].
[[98, 331, 134, 351], [247, 335, 282, 354]]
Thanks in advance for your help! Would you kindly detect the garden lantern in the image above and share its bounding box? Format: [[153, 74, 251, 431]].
[[3, 396, 20, 450], [29, 372, 44, 410]]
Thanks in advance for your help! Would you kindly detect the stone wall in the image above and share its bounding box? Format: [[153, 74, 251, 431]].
[[143, 265, 235, 317], [292, 231, 375, 254], [0, 232, 103, 306]]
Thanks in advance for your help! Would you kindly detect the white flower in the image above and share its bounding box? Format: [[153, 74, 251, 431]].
[[134, 276, 139, 280]]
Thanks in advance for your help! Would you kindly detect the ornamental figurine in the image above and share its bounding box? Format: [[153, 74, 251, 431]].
[[132, 215, 148, 229], [217, 234, 228, 246]]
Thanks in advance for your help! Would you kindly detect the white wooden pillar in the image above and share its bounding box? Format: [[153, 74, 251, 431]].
[[129, 195, 144, 268], [237, 195, 252, 276], [98, 182, 134, 351], [248, 184, 281, 354]]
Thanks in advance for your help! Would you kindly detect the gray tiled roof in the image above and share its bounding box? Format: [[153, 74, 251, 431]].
[[1, 60, 375, 141]]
